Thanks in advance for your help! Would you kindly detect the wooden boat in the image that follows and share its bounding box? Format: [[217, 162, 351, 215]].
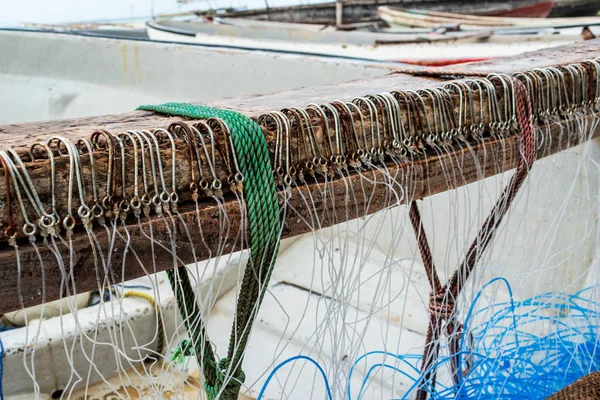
[[146, 17, 584, 66], [170, 0, 556, 27], [486, 1, 555, 17], [216, 15, 598, 38], [378, 6, 600, 29], [0, 28, 395, 125]]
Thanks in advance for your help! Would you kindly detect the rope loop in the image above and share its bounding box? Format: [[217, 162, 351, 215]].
[[413, 77, 537, 400]]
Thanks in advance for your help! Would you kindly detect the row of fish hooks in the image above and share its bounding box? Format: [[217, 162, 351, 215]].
[[0, 122, 244, 386], [0, 120, 243, 242], [259, 58, 600, 190], [2, 59, 600, 241]]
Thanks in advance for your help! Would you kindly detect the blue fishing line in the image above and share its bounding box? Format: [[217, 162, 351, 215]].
[[347, 351, 421, 400], [351, 352, 460, 400], [452, 283, 600, 399], [256, 355, 333, 400], [358, 363, 420, 400], [0, 332, 4, 400], [456, 277, 517, 390], [117, 284, 153, 290], [257, 280, 600, 400], [88, 284, 154, 306]]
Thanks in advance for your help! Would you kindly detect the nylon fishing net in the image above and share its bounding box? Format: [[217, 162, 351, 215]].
[[0, 61, 599, 400]]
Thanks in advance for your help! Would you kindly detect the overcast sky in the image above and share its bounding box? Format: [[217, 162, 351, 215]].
[[0, 0, 314, 26]]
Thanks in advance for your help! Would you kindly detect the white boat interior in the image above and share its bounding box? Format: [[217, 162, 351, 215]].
[[2, 141, 597, 399], [0, 29, 395, 125]]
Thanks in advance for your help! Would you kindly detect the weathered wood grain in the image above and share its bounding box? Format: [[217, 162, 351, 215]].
[[0, 41, 598, 314], [0, 78, 493, 242], [0, 113, 597, 314]]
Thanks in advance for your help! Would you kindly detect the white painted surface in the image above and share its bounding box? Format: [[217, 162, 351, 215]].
[[0, 26, 598, 400], [0, 30, 394, 124]]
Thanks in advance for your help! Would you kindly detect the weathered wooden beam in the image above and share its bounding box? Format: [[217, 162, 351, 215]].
[[0, 41, 598, 314], [0, 113, 596, 314], [0, 74, 446, 244]]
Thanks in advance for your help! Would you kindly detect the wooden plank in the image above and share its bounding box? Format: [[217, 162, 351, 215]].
[[0, 41, 598, 313], [0, 114, 596, 314], [2, 41, 596, 240], [0, 74, 487, 242]]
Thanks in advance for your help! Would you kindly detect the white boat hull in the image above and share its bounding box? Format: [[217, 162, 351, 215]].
[[0, 29, 395, 124], [3, 28, 599, 400], [146, 22, 577, 66]]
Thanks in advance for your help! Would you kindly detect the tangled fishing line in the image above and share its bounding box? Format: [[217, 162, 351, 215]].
[[259, 278, 600, 400]]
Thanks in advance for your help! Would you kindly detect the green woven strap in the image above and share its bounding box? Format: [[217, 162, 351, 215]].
[[137, 103, 281, 400]]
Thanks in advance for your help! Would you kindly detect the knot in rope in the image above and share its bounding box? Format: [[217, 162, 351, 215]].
[[445, 320, 463, 338], [205, 358, 246, 400], [428, 290, 454, 321]]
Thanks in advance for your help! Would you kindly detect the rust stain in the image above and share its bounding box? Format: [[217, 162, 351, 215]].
[[111, 385, 142, 399], [72, 361, 210, 399], [389, 314, 402, 323], [120, 44, 129, 86], [134, 43, 142, 86]]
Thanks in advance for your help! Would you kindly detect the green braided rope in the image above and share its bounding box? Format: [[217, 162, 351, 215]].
[[171, 338, 193, 364], [137, 103, 281, 400], [165, 267, 219, 385]]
